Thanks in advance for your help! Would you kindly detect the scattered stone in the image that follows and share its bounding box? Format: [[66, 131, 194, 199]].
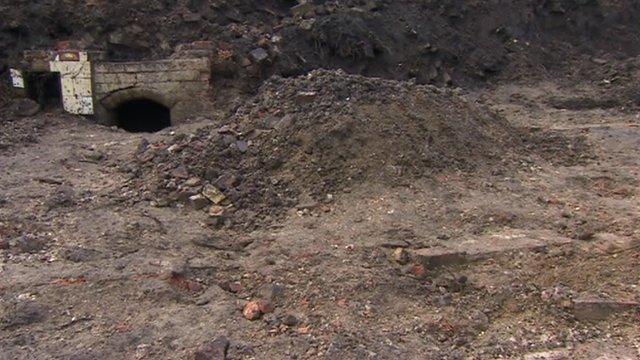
[[194, 336, 230, 360], [435, 293, 453, 307], [592, 57, 608, 65], [14, 234, 48, 253], [162, 258, 188, 277], [154, 198, 171, 208], [299, 19, 316, 30], [363, 304, 377, 317], [294, 91, 317, 104], [469, 310, 490, 331], [189, 194, 210, 210], [296, 200, 319, 211], [208, 205, 226, 217], [262, 313, 280, 327], [167, 144, 181, 153], [82, 149, 104, 162], [265, 114, 295, 130], [541, 285, 574, 304], [172, 165, 190, 179], [380, 238, 411, 248], [191, 236, 253, 251], [242, 299, 274, 321], [576, 229, 595, 241], [214, 173, 239, 190], [258, 299, 274, 314], [61, 246, 102, 262], [249, 48, 269, 63], [392, 248, 410, 265], [291, 2, 315, 17], [282, 314, 299, 327], [408, 264, 427, 279], [1, 302, 46, 329], [243, 301, 262, 320], [219, 281, 242, 294], [216, 125, 234, 134], [235, 140, 248, 153], [166, 273, 204, 293], [136, 138, 150, 153], [184, 177, 201, 187], [202, 184, 226, 204], [259, 283, 285, 305], [45, 185, 75, 210]]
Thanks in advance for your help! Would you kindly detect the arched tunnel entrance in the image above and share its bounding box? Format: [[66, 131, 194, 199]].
[[114, 98, 171, 133]]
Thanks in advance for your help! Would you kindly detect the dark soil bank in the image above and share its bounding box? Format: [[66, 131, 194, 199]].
[[2, 0, 640, 89]]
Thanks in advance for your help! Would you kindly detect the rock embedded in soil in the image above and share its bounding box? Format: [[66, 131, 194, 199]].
[[1, 302, 46, 329], [61, 246, 102, 262], [408, 264, 427, 279], [191, 236, 253, 251], [202, 184, 226, 205], [189, 194, 210, 210], [208, 205, 226, 217], [242, 299, 274, 321], [259, 283, 285, 305], [243, 301, 262, 320], [249, 48, 269, 63], [194, 336, 230, 360], [45, 185, 75, 210], [392, 248, 411, 265], [282, 314, 299, 327], [14, 234, 48, 253]]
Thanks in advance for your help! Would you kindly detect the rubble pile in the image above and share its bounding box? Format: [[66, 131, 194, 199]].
[[132, 70, 522, 228]]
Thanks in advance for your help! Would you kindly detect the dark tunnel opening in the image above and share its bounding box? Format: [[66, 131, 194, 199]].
[[25, 72, 62, 108], [114, 98, 171, 133]]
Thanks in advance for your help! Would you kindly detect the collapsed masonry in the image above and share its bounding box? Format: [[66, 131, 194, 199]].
[[9, 41, 213, 132]]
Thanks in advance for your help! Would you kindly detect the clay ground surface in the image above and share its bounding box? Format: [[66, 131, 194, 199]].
[[0, 75, 639, 359]]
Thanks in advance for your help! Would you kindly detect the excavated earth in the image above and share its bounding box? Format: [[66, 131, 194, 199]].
[[132, 70, 530, 230], [1, 1, 640, 360]]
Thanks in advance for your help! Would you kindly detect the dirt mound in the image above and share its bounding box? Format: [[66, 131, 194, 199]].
[[132, 70, 523, 228]]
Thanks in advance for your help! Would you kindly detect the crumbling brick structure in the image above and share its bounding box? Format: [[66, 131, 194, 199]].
[[10, 41, 213, 131]]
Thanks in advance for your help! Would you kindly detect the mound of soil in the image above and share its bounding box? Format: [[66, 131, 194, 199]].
[[132, 70, 523, 228]]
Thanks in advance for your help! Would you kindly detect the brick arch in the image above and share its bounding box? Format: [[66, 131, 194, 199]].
[[99, 87, 177, 110]]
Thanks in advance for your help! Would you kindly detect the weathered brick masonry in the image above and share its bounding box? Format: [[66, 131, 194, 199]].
[[93, 58, 211, 124], [10, 42, 214, 128]]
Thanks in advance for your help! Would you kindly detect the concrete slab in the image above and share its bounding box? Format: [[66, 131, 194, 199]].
[[572, 295, 639, 322], [412, 229, 573, 268]]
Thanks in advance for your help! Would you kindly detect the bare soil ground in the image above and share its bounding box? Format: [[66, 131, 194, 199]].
[[1, 2, 640, 358], [1, 73, 638, 359]]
